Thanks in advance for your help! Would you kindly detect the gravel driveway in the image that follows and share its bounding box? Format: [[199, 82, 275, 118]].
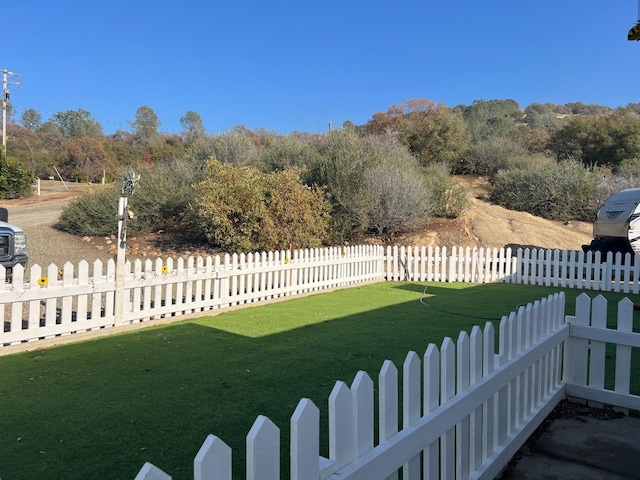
[[8, 198, 113, 275]]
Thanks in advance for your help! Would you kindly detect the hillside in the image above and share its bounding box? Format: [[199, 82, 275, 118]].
[[393, 176, 593, 252], [7, 178, 595, 269]]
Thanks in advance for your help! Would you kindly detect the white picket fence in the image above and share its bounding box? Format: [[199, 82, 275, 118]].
[[3, 244, 640, 348], [0, 245, 383, 346], [134, 292, 640, 480], [386, 245, 640, 293]]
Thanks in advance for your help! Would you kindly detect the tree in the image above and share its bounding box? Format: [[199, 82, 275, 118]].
[[50, 109, 103, 138], [56, 138, 114, 182], [180, 110, 206, 142], [549, 110, 640, 170], [364, 99, 469, 167], [20, 109, 42, 132], [191, 159, 268, 252], [523, 103, 567, 131], [36, 121, 64, 151], [130, 105, 161, 148], [509, 124, 551, 154], [462, 99, 521, 142]]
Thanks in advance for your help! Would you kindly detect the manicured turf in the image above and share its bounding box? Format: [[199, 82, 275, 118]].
[[0, 282, 637, 479]]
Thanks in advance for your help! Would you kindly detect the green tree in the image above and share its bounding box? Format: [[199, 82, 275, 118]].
[[549, 110, 640, 170], [180, 110, 206, 142], [364, 99, 469, 167], [36, 121, 64, 151], [462, 99, 521, 142], [460, 136, 528, 177], [190, 160, 333, 252], [50, 109, 103, 138], [57, 137, 114, 182], [130, 105, 161, 148], [20, 108, 42, 132]]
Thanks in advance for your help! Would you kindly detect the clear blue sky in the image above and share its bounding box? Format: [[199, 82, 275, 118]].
[[2, 1, 639, 135]]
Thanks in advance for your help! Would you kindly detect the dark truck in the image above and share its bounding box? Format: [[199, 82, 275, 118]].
[[0, 208, 28, 279]]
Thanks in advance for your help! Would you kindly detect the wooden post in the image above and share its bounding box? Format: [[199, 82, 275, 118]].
[[114, 196, 128, 326]]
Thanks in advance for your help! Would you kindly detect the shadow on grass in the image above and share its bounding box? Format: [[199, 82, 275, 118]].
[[0, 282, 637, 479]]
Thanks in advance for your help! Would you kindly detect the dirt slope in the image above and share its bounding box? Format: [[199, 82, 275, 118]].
[[394, 177, 593, 252]]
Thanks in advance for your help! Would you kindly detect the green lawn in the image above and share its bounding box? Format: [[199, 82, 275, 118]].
[[0, 282, 637, 480]]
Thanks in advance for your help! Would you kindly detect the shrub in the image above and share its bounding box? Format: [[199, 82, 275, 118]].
[[0, 152, 35, 199], [261, 168, 332, 249], [56, 160, 204, 237], [56, 187, 120, 236], [190, 161, 332, 252], [490, 159, 600, 220], [458, 136, 527, 177], [423, 163, 469, 219]]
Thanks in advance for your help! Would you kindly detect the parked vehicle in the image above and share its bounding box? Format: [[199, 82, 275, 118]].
[[583, 188, 640, 256], [0, 208, 28, 279]]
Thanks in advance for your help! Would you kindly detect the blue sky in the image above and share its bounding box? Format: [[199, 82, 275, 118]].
[[2, 1, 638, 135]]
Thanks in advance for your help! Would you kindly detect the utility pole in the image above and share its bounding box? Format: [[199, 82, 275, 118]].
[[1, 69, 21, 155]]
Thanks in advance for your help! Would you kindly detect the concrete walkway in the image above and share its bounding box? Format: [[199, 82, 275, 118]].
[[502, 402, 640, 479]]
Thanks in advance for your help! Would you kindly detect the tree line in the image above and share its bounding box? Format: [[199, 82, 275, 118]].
[[4, 98, 640, 251]]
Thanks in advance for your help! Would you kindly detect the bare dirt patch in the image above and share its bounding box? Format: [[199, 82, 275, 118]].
[[394, 176, 593, 252]]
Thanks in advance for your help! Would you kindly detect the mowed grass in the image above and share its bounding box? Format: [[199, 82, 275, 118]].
[[0, 282, 638, 480]]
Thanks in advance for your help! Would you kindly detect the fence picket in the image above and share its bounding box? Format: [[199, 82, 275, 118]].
[[456, 332, 470, 479], [469, 326, 483, 471], [134, 463, 171, 480], [440, 337, 455, 479], [193, 434, 231, 480], [423, 344, 440, 479], [329, 381, 354, 470], [379, 360, 399, 480], [352, 371, 374, 457], [403, 351, 421, 479], [291, 399, 322, 480], [247, 415, 280, 480], [615, 298, 634, 414]]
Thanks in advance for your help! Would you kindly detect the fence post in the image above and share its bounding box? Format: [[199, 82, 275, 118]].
[[114, 195, 128, 327]]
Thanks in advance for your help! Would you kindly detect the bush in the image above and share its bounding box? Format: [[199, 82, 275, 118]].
[[423, 163, 469, 219], [56, 187, 120, 236], [489, 159, 600, 220], [0, 153, 35, 199], [56, 160, 204, 237], [458, 137, 527, 177], [190, 160, 332, 252]]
